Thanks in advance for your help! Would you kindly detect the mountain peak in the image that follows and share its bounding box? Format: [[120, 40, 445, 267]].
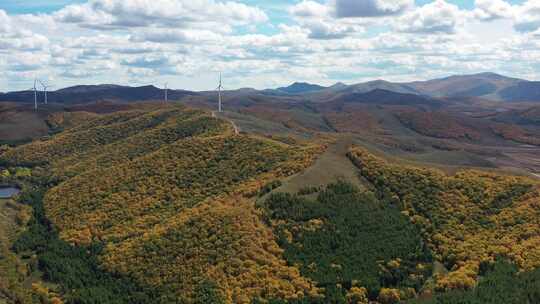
[[475, 72, 506, 78], [277, 82, 326, 94], [330, 82, 347, 89]]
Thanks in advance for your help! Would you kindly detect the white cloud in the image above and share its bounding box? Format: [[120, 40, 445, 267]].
[[7, 52, 50, 72], [469, 0, 540, 34], [0, 10, 12, 33], [514, 0, 540, 32], [0, 11, 51, 53], [396, 0, 463, 34], [334, 0, 413, 18], [0, 34, 50, 51], [54, 0, 268, 29], [304, 20, 358, 39], [473, 0, 514, 21], [1, 0, 540, 92], [290, 1, 365, 39], [290, 1, 329, 18], [130, 29, 222, 44]]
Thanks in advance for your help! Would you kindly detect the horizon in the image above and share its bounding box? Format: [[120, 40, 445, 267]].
[[0, 0, 538, 91], [0, 71, 527, 93]]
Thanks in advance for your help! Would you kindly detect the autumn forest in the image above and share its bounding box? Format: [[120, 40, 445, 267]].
[[1, 102, 539, 304]]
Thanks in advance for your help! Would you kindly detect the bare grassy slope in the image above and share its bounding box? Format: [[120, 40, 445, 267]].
[[268, 136, 367, 195]]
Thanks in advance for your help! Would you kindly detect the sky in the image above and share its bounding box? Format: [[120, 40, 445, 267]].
[[0, 0, 539, 91]]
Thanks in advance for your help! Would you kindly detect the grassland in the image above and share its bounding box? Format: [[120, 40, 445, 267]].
[[264, 136, 366, 196], [0, 106, 49, 145]]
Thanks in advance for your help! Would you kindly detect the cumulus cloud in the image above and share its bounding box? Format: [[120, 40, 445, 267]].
[[0, 34, 50, 51], [54, 0, 268, 30], [1, 0, 540, 92], [61, 69, 95, 78], [121, 56, 170, 68], [0, 11, 51, 53], [334, 0, 413, 18], [396, 0, 463, 34], [305, 20, 358, 39], [0, 10, 12, 33], [514, 0, 540, 32], [290, 1, 329, 18], [469, 0, 540, 34], [7, 52, 50, 72], [130, 29, 222, 44], [290, 1, 364, 39], [473, 0, 514, 21]]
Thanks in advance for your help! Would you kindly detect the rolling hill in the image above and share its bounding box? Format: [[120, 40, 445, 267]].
[[499, 81, 540, 102], [2, 73, 540, 110], [329, 89, 438, 107], [0, 104, 324, 303], [1, 98, 540, 303], [343, 80, 420, 95], [0, 85, 197, 104], [407, 73, 522, 100], [277, 82, 327, 94]]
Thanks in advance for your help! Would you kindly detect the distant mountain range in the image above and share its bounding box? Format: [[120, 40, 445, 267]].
[[0, 84, 197, 104], [406, 72, 524, 100], [272, 73, 539, 102], [1, 73, 539, 105]]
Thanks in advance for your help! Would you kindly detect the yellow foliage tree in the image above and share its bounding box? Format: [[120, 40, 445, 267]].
[[378, 288, 401, 304]]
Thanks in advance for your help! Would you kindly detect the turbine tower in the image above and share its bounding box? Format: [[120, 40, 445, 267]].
[[33, 79, 38, 111], [216, 73, 223, 113], [164, 83, 168, 103], [38, 80, 50, 104]]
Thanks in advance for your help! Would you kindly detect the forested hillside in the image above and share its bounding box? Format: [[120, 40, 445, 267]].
[[395, 110, 481, 141], [262, 182, 432, 303], [2, 103, 540, 303], [348, 147, 540, 294], [0, 105, 324, 303]]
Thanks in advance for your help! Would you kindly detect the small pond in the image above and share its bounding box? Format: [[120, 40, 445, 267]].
[[0, 187, 20, 199]]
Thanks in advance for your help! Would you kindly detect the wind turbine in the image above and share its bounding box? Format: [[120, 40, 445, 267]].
[[38, 80, 51, 104], [216, 73, 223, 113], [33, 79, 38, 111], [164, 83, 168, 103]]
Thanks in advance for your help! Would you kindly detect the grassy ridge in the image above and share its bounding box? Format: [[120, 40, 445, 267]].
[[1, 109, 176, 166], [51, 111, 226, 178]]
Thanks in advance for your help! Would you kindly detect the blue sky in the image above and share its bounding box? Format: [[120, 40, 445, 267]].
[[0, 0, 86, 14], [0, 0, 539, 91], [0, 0, 528, 13]]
